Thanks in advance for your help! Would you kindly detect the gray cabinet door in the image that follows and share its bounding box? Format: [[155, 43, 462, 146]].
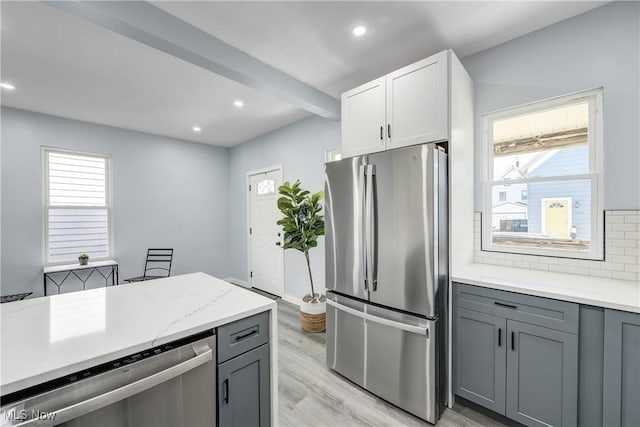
[[506, 320, 578, 427], [218, 343, 270, 427], [454, 307, 507, 414], [603, 309, 640, 427]]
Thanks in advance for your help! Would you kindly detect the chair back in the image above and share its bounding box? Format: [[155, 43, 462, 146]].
[[143, 248, 174, 279]]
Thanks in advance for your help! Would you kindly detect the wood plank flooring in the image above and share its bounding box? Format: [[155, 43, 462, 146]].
[[276, 299, 508, 427]]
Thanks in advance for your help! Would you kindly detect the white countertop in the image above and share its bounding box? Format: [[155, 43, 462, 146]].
[[0, 272, 276, 395], [453, 263, 640, 313]]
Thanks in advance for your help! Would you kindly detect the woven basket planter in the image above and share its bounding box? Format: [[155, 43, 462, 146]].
[[300, 311, 326, 333], [300, 295, 326, 333]]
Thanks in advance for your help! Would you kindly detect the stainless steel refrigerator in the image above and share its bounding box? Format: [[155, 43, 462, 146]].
[[325, 143, 448, 424]]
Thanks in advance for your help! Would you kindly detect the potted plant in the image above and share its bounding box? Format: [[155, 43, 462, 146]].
[[78, 253, 89, 265], [276, 180, 326, 333]]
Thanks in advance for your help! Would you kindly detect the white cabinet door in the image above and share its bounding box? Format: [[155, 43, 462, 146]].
[[341, 76, 386, 158], [386, 50, 449, 149]]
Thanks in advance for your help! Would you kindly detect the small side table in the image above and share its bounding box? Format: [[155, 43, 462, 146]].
[[44, 260, 119, 296]]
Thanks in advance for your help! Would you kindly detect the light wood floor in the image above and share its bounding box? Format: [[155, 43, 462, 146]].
[[276, 299, 508, 427]]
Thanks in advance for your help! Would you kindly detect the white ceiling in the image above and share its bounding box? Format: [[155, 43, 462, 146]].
[[1, 1, 607, 147], [154, 1, 608, 98]]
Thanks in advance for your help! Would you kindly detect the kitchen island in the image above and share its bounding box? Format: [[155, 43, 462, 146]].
[[0, 272, 277, 425]]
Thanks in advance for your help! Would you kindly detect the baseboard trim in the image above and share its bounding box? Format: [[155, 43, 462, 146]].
[[281, 294, 303, 307], [224, 277, 249, 288]]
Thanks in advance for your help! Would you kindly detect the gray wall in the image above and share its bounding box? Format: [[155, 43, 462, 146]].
[[462, 1, 640, 211], [228, 116, 340, 300], [1, 107, 230, 296]]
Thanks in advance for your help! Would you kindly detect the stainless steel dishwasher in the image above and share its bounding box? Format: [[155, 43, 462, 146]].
[[0, 330, 216, 426]]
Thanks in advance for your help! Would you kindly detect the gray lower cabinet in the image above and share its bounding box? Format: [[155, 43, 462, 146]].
[[454, 283, 579, 427], [217, 312, 271, 427], [603, 309, 640, 427], [454, 307, 506, 414], [218, 343, 271, 427], [506, 320, 578, 427]]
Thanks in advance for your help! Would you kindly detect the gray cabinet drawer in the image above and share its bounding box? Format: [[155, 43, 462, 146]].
[[454, 283, 579, 334], [218, 311, 270, 363]]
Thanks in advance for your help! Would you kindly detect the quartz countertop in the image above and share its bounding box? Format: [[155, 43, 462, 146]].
[[453, 263, 640, 313], [0, 272, 276, 395]]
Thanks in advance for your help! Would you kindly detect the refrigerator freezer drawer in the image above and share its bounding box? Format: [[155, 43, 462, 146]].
[[326, 296, 438, 423], [365, 317, 436, 423], [326, 296, 366, 388]]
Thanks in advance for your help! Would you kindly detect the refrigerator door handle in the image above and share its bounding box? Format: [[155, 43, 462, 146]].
[[369, 165, 378, 292], [364, 165, 377, 291], [359, 164, 368, 290], [326, 299, 429, 336]]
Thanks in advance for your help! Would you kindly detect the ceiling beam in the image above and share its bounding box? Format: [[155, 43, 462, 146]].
[[43, 1, 340, 120]]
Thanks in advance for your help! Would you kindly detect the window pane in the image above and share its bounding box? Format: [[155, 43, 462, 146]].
[[493, 102, 589, 180], [49, 152, 106, 206], [45, 149, 110, 265], [48, 208, 109, 263], [257, 179, 275, 195], [490, 179, 591, 252]]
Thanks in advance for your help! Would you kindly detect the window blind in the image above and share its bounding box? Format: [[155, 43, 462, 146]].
[[45, 150, 111, 264]]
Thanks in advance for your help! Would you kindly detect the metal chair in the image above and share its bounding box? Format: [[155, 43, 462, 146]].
[[1, 292, 33, 303], [124, 249, 174, 283]]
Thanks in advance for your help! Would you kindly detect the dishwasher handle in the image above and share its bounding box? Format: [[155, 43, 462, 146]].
[[17, 343, 213, 426]]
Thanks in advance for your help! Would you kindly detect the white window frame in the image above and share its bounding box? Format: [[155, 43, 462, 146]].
[[482, 88, 604, 260], [43, 147, 113, 266], [325, 148, 342, 163]]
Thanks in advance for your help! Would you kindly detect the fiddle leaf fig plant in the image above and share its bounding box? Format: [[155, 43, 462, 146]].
[[276, 180, 325, 303]]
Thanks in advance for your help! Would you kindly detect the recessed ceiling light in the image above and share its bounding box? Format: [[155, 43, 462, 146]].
[[192, 126, 201, 132], [353, 26, 366, 36], [233, 100, 244, 107], [0, 82, 15, 90]]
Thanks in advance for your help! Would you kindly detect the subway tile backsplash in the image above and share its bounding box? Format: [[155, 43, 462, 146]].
[[473, 211, 640, 283]]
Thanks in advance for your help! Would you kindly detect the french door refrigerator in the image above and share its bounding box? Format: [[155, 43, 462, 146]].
[[325, 143, 448, 424]]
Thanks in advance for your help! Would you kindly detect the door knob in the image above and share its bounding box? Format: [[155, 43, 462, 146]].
[[275, 242, 281, 246]]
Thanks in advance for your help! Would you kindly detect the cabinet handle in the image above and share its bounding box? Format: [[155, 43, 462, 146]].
[[498, 328, 502, 347], [223, 378, 229, 404], [387, 124, 391, 139], [235, 327, 258, 341], [494, 301, 517, 310], [380, 126, 383, 141], [511, 331, 515, 351]]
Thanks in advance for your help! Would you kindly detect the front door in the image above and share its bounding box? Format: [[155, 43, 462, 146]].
[[249, 168, 284, 296], [542, 198, 571, 239]]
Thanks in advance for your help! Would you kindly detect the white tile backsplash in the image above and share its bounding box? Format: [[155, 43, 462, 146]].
[[473, 211, 640, 283]]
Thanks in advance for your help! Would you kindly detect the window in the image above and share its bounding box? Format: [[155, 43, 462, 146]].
[[44, 148, 111, 265], [256, 179, 275, 195], [325, 148, 342, 163], [482, 89, 603, 260]]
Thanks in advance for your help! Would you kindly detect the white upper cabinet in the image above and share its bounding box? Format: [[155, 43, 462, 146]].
[[386, 51, 448, 150], [341, 50, 451, 157], [341, 76, 387, 158]]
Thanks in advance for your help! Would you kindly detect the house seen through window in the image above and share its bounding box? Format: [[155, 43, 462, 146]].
[[44, 148, 112, 265], [482, 89, 603, 260]]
